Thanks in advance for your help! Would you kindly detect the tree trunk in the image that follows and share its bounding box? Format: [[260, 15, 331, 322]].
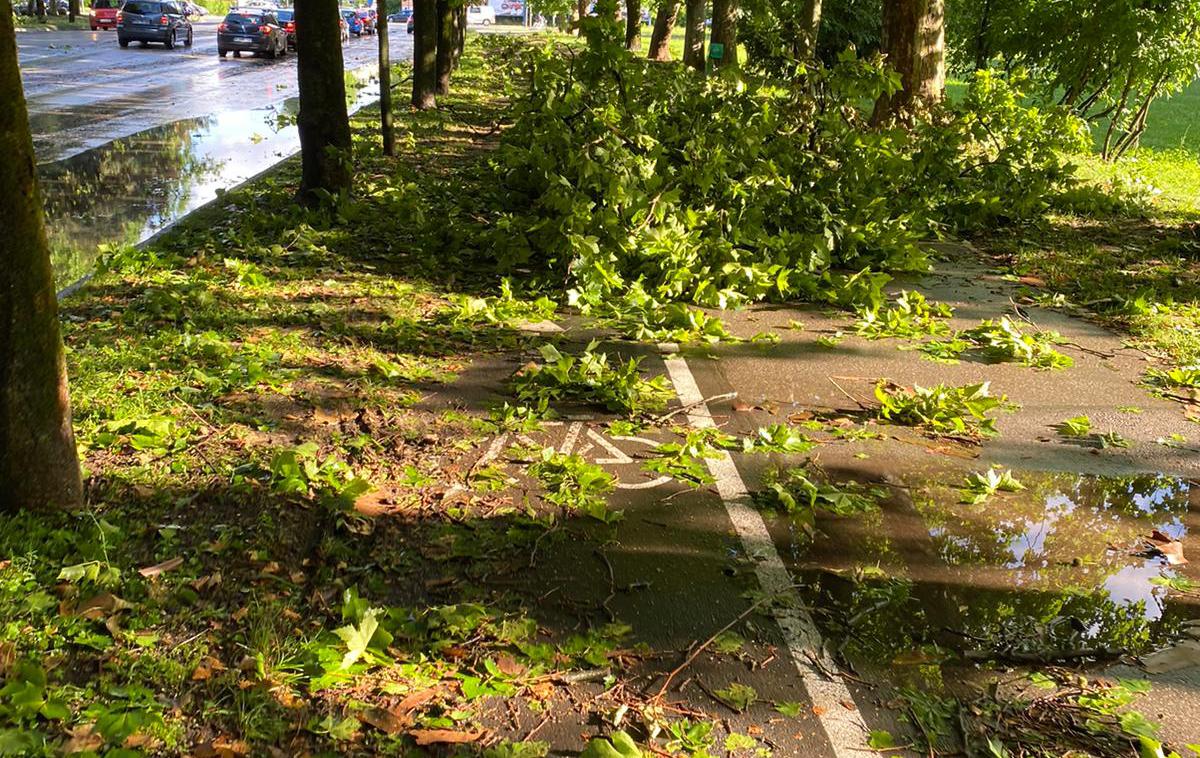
[[0, 8, 84, 513], [411, 0, 437, 109], [873, 0, 944, 121], [709, 0, 737, 70], [435, 0, 453, 95], [36, 0, 45, 18], [972, 0, 991, 71], [681, 0, 704, 71], [796, 0, 821, 59], [68, 0, 78, 23], [647, 0, 679, 61], [377, 1, 394, 155], [624, 0, 640, 49], [575, 0, 586, 35], [295, 0, 353, 203], [452, 4, 466, 68]]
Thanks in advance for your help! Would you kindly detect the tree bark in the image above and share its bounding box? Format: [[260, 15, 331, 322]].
[[69, 0, 78, 23], [709, 0, 737, 70], [873, 0, 944, 121], [411, 0, 437, 109], [681, 0, 704, 71], [647, 0, 679, 61], [796, 0, 821, 59], [624, 0, 640, 49], [575, 0, 586, 34], [295, 0, 353, 202], [378, 0, 394, 155], [452, 4, 466, 68], [435, 0, 453, 95], [0, 7, 84, 513]]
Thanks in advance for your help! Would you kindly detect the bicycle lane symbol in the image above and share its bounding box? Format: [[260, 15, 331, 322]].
[[479, 420, 674, 490]]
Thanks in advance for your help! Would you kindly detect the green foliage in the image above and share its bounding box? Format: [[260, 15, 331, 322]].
[[874, 381, 1004, 437], [947, 0, 1200, 160], [1056, 415, 1093, 437], [511, 342, 674, 417], [1146, 365, 1200, 390], [960, 468, 1025, 505], [713, 683, 757, 712], [642, 428, 728, 487], [268, 442, 371, 504], [446, 278, 557, 327], [755, 467, 883, 516], [855, 290, 953, 340], [600, 284, 733, 344], [529, 448, 619, 522], [739, 424, 816, 454], [581, 731, 643, 758], [958, 317, 1074, 370]]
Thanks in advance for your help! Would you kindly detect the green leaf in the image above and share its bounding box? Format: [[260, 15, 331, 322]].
[[868, 729, 896, 749]]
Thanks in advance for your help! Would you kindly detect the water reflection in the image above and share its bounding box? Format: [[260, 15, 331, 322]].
[[41, 66, 378, 292], [790, 472, 1199, 663]]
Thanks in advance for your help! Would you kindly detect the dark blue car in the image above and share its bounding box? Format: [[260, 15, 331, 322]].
[[340, 8, 363, 35]]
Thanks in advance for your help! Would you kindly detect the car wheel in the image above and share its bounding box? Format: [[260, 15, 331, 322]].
[[119, 37, 129, 47], [90, 23, 96, 30], [482, 19, 491, 25], [165, 30, 175, 48], [185, 29, 192, 46], [267, 41, 276, 58], [218, 47, 226, 57]]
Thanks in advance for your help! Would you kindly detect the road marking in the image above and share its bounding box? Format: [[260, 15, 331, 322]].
[[660, 348, 870, 757]]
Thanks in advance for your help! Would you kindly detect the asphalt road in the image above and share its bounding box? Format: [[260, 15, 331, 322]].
[[17, 21, 412, 162]]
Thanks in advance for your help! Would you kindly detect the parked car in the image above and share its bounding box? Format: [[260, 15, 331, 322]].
[[88, 0, 121, 30], [182, 1, 207, 15], [217, 8, 287, 57], [386, 7, 410, 22], [354, 7, 373, 33], [117, 0, 193, 48], [274, 7, 295, 48], [340, 8, 361, 35], [465, 4, 494, 25]]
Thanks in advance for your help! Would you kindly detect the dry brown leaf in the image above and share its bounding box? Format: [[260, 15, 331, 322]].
[[1143, 529, 1187, 565], [409, 728, 484, 746], [395, 687, 439, 712], [495, 654, 526, 677], [359, 707, 409, 734], [63, 724, 104, 754], [73, 592, 133, 619], [192, 656, 228, 681], [138, 556, 184, 577]]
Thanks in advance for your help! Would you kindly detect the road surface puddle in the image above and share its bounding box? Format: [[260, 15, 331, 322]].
[[781, 470, 1200, 668], [39, 65, 380, 293]]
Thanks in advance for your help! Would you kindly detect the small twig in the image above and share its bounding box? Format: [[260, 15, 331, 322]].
[[523, 712, 551, 741], [827, 376, 872, 411], [594, 548, 617, 622], [653, 592, 779, 700], [652, 392, 739, 425]]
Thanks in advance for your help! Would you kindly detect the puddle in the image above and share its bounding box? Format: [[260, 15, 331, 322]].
[[39, 66, 382, 293], [783, 471, 1200, 666]]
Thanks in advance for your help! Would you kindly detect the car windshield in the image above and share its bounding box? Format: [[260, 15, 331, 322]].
[[122, 1, 162, 14]]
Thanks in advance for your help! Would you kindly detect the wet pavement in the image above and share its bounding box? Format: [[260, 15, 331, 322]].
[[438, 255, 1200, 754], [17, 24, 411, 289]]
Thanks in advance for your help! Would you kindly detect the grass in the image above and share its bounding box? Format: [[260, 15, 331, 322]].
[[13, 13, 92, 29]]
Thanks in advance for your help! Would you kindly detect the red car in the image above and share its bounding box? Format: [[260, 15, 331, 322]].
[[89, 0, 121, 30]]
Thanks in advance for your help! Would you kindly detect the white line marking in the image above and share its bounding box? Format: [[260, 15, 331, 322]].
[[559, 422, 584, 455], [661, 348, 870, 757]]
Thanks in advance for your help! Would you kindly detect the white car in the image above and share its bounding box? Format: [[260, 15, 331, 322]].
[[466, 4, 494, 25]]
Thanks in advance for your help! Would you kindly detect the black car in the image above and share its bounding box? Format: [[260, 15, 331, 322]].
[[117, 0, 193, 49], [274, 8, 296, 49], [217, 9, 287, 58]]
